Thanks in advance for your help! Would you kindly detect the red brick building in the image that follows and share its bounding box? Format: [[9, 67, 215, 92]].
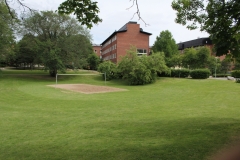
[[100, 21, 152, 63], [92, 44, 101, 58]]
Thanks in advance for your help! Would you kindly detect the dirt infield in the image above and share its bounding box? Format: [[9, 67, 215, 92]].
[[47, 84, 127, 94]]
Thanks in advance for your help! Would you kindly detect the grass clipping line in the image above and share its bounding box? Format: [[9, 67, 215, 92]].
[[47, 84, 127, 94]]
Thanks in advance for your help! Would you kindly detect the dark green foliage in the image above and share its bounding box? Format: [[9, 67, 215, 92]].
[[0, 1, 16, 64], [87, 53, 100, 70], [182, 47, 212, 69], [117, 47, 169, 85], [231, 70, 240, 78], [168, 53, 183, 68], [15, 34, 41, 69], [152, 30, 178, 59], [21, 11, 92, 76], [97, 61, 117, 80], [190, 69, 210, 79], [233, 61, 240, 70], [58, 0, 102, 28], [215, 74, 231, 77], [128, 61, 152, 85], [172, 0, 240, 59], [219, 58, 233, 75], [171, 69, 190, 78], [157, 71, 171, 77]]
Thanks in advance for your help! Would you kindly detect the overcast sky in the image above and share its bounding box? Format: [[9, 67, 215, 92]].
[[16, 0, 209, 45]]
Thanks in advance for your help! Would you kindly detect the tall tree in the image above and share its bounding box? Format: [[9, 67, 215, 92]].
[[152, 30, 178, 58], [172, 0, 240, 59], [21, 11, 92, 76], [152, 30, 179, 66], [15, 34, 41, 69], [0, 1, 15, 65]]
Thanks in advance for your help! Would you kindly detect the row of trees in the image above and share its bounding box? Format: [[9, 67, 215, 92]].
[[151, 30, 238, 75], [17, 10, 94, 76], [2, 0, 240, 61], [0, 0, 96, 76], [172, 0, 240, 61]]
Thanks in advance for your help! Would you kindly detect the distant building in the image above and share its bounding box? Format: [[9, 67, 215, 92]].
[[100, 21, 152, 63], [92, 44, 101, 58], [177, 37, 226, 60], [177, 37, 213, 53]]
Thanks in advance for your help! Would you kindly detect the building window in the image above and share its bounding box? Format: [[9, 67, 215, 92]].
[[137, 49, 147, 53]]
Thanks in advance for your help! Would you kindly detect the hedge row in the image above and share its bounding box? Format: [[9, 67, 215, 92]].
[[231, 70, 240, 78], [214, 74, 231, 77], [158, 69, 190, 78], [190, 69, 210, 79]]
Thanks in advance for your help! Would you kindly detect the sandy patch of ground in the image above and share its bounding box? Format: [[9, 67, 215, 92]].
[[47, 84, 127, 94]]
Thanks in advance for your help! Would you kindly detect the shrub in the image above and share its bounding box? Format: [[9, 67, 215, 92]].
[[236, 79, 240, 83], [231, 70, 240, 83], [231, 70, 240, 78], [117, 47, 169, 85], [215, 74, 231, 77], [190, 69, 210, 79], [157, 71, 170, 77], [97, 61, 117, 80], [170, 69, 190, 78]]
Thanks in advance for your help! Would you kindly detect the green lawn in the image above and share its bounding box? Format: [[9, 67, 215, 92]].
[[0, 69, 240, 160]]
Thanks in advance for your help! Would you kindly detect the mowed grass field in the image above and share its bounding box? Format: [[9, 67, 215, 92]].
[[0, 69, 240, 160]]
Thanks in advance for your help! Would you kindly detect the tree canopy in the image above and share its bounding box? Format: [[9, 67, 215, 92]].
[[172, 0, 240, 58], [181, 46, 213, 69], [151, 30, 179, 67], [21, 11, 93, 76], [3, 0, 102, 28], [152, 30, 178, 58], [0, 1, 15, 64]]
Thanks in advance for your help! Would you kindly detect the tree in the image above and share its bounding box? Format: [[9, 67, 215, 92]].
[[87, 53, 100, 70], [151, 30, 179, 66], [182, 46, 212, 69], [97, 61, 117, 80], [21, 11, 92, 76], [15, 34, 41, 69], [168, 53, 183, 68], [118, 46, 169, 85], [0, 1, 15, 65], [172, 0, 240, 59], [181, 48, 198, 69]]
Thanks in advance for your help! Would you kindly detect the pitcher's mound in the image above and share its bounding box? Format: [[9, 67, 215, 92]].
[[48, 84, 127, 94]]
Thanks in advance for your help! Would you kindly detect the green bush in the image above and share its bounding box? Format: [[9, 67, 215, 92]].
[[157, 71, 170, 77], [236, 78, 240, 83], [190, 69, 210, 79], [215, 74, 231, 77], [117, 47, 169, 85], [231, 70, 240, 78], [97, 61, 117, 80], [171, 69, 190, 78]]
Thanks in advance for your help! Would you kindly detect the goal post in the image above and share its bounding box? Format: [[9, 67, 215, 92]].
[[55, 72, 106, 85]]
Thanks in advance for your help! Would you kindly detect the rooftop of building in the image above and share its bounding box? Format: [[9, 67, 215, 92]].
[[177, 37, 212, 50], [101, 21, 152, 45], [92, 44, 101, 47]]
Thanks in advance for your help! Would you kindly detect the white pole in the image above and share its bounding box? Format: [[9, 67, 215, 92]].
[[104, 72, 106, 85], [56, 73, 58, 85], [215, 57, 217, 78]]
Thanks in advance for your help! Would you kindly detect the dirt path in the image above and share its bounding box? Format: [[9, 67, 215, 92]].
[[47, 84, 127, 94]]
